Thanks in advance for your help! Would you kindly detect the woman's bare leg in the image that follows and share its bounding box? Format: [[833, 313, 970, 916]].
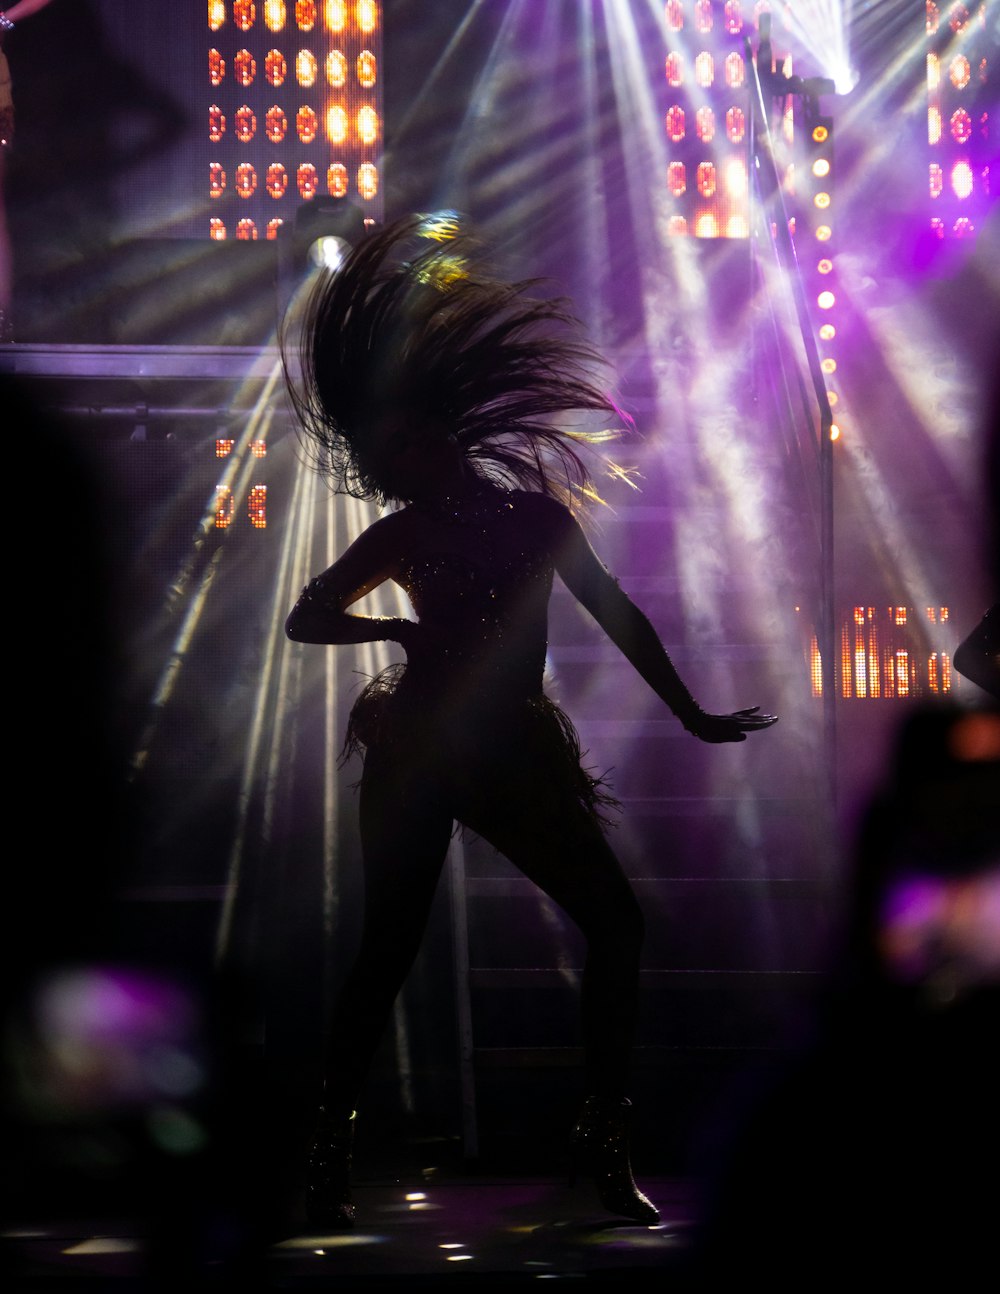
[[322, 752, 454, 1115], [459, 781, 644, 1102]]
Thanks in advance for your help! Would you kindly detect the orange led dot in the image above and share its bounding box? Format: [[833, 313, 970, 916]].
[[216, 438, 235, 458], [926, 52, 940, 90], [821, 357, 837, 374], [267, 219, 283, 239], [215, 487, 234, 529], [297, 163, 319, 199], [829, 423, 840, 441], [209, 49, 225, 86], [297, 105, 319, 143], [817, 290, 835, 309], [697, 161, 717, 197], [695, 51, 714, 87], [814, 191, 831, 208], [816, 224, 832, 241], [327, 104, 348, 144], [696, 106, 715, 142], [724, 1, 743, 35], [667, 161, 686, 196], [234, 49, 256, 86], [819, 323, 836, 340], [209, 162, 226, 197], [297, 49, 318, 86], [817, 257, 833, 273], [265, 48, 287, 85], [235, 163, 257, 198], [209, 105, 226, 142], [251, 440, 267, 459], [951, 161, 974, 198], [926, 0, 939, 33], [357, 49, 377, 87], [326, 0, 346, 31], [950, 108, 972, 144], [665, 52, 683, 86], [665, 1, 683, 31], [949, 2, 969, 33], [812, 125, 828, 143], [928, 105, 942, 145], [296, 0, 317, 28], [209, 218, 226, 240], [264, 0, 286, 31], [929, 162, 943, 197], [665, 106, 685, 142], [327, 49, 347, 86], [667, 215, 688, 237], [694, 0, 713, 33], [328, 162, 349, 197], [248, 485, 268, 529], [725, 50, 745, 88], [237, 219, 258, 240], [357, 162, 378, 200], [726, 106, 746, 143], [357, 105, 379, 144], [235, 105, 256, 142], [266, 162, 288, 198], [694, 211, 719, 238], [726, 214, 749, 238], [233, 1, 255, 33], [812, 158, 830, 178], [827, 390, 839, 406], [952, 54, 972, 89], [209, 1, 226, 32], [265, 105, 287, 142], [356, 0, 377, 33], [725, 158, 746, 196]]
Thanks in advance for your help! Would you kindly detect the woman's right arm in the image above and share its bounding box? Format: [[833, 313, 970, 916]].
[[285, 512, 416, 647]]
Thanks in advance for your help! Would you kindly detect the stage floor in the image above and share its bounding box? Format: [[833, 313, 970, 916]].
[[4, 1175, 697, 1290]]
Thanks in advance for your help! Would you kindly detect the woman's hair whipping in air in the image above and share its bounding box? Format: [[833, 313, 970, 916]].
[[283, 213, 629, 508]]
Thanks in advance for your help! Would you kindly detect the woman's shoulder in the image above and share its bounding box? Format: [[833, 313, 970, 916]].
[[508, 489, 579, 537], [508, 488, 572, 521]]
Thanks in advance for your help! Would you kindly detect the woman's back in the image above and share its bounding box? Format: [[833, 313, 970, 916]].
[[391, 486, 559, 704]]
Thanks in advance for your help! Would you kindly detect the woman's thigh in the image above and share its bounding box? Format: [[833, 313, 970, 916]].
[[454, 759, 642, 942], [357, 747, 456, 932]]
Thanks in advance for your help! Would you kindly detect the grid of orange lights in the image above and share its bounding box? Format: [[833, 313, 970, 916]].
[[663, 0, 754, 239], [207, 1, 382, 242], [215, 438, 269, 529], [805, 605, 955, 699], [926, 1, 991, 241]]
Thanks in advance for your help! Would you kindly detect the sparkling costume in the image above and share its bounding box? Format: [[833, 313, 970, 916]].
[[340, 487, 616, 826]]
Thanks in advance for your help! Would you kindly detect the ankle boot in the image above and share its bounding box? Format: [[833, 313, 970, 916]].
[[305, 1107, 357, 1228], [571, 1096, 659, 1224]]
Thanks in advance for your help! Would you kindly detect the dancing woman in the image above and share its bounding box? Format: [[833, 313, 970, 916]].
[[284, 216, 776, 1227]]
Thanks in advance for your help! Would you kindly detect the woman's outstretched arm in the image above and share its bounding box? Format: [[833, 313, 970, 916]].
[[285, 512, 416, 647], [547, 501, 776, 743]]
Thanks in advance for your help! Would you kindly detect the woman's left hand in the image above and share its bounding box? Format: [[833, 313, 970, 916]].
[[684, 706, 778, 743]]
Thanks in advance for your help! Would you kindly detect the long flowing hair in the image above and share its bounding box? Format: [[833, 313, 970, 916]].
[[283, 214, 628, 507]]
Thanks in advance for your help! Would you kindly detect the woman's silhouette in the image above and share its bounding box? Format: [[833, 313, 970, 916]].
[[284, 216, 776, 1227]]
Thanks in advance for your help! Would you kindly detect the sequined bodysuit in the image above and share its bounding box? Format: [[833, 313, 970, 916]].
[[346, 488, 613, 821]]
